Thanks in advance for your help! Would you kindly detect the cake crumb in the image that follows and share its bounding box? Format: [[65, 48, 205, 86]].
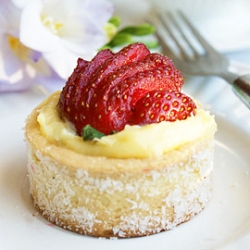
[[32, 212, 39, 217]]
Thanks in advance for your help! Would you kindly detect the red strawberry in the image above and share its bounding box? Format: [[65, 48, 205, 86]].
[[88, 54, 184, 134], [91, 67, 182, 134], [90, 52, 183, 109], [82, 42, 150, 109], [59, 43, 150, 134], [130, 89, 196, 125], [59, 58, 89, 107], [58, 49, 114, 127], [58, 42, 195, 137]]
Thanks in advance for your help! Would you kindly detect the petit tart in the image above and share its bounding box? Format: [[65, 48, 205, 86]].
[[25, 42, 217, 238]]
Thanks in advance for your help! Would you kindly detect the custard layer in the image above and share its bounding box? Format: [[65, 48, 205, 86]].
[[37, 91, 216, 158]]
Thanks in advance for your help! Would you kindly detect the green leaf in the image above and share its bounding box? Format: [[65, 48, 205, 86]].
[[82, 125, 105, 141], [108, 16, 121, 27], [106, 32, 133, 48], [99, 21, 157, 51], [119, 24, 155, 36]]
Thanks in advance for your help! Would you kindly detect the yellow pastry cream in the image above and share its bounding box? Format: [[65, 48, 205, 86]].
[[37, 91, 217, 159]]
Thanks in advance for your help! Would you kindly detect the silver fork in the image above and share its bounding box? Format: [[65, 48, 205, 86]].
[[148, 11, 250, 109]]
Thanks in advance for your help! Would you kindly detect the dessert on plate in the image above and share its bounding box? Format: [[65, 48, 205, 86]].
[[25, 42, 217, 238]]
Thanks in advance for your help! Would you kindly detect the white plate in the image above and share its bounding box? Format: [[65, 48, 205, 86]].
[[0, 74, 250, 250]]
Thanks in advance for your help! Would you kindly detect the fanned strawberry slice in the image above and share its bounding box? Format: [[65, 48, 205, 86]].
[[58, 49, 114, 127], [89, 53, 184, 134], [82, 42, 150, 108], [90, 52, 183, 108], [130, 89, 197, 125], [58, 42, 196, 137], [59, 43, 150, 134], [91, 67, 182, 134], [58, 58, 89, 109]]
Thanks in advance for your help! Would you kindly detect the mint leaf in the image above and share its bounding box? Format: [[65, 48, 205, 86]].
[[108, 16, 121, 27], [119, 24, 155, 36], [106, 32, 132, 48], [82, 125, 105, 141], [100, 22, 158, 51]]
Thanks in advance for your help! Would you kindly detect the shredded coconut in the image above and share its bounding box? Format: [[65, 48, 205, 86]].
[[26, 140, 214, 237]]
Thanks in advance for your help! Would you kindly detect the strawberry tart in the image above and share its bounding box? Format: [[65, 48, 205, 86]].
[[25, 42, 217, 238]]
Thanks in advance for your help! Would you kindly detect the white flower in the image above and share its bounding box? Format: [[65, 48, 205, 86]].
[[0, 0, 51, 92], [11, 0, 30, 9], [20, 0, 114, 79]]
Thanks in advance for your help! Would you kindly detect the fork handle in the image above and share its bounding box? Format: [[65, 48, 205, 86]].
[[232, 74, 250, 109]]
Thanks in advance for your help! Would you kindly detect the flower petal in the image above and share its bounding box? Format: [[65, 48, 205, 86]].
[[1, 0, 115, 91], [11, 0, 31, 9], [42, 45, 79, 79], [20, 0, 114, 53], [20, 0, 60, 52], [0, 0, 20, 35], [85, 0, 114, 25], [0, 36, 34, 92]]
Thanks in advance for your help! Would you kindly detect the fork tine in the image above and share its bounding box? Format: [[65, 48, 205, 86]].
[[177, 11, 218, 53], [148, 10, 219, 60], [158, 12, 192, 60], [164, 12, 200, 58], [154, 29, 177, 59], [147, 14, 178, 59], [148, 11, 200, 60]]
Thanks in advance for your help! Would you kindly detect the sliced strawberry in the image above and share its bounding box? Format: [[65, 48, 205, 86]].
[[58, 49, 114, 129], [63, 43, 150, 134], [90, 52, 183, 109], [58, 42, 195, 137], [59, 58, 89, 107], [88, 53, 184, 134], [130, 89, 197, 125], [83, 42, 150, 107], [91, 67, 183, 134]]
